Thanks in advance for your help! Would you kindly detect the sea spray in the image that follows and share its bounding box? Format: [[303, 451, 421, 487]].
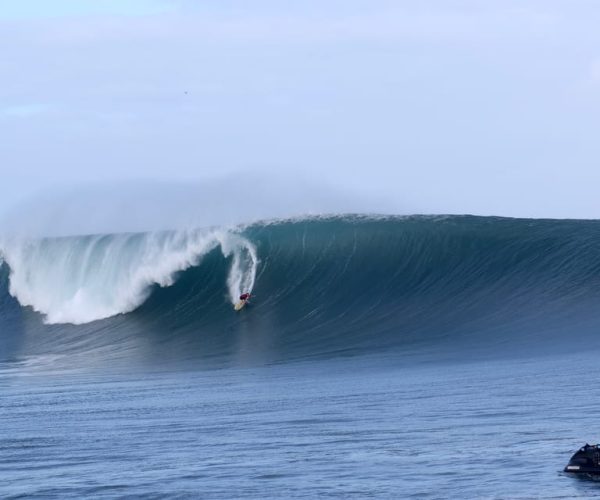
[[1, 228, 257, 324]]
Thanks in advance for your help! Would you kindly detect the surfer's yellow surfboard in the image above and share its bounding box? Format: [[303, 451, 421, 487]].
[[234, 299, 247, 311]]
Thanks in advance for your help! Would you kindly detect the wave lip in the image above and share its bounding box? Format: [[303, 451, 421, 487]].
[[1, 228, 257, 324]]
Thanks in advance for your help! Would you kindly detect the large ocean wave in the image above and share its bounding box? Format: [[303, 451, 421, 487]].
[[2, 215, 600, 369]]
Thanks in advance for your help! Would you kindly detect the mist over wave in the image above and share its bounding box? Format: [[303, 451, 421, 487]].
[[0, 175, 393, 238]]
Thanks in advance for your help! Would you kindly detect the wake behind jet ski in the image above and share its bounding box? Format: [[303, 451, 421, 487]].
[[564, 444, 600, 475]]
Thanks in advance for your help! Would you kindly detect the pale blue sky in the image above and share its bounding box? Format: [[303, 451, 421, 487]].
[[0, 0, 172, 19], [1, 0, 599, 220]]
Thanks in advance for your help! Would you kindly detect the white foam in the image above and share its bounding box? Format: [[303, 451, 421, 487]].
[[0, 228, 257, 325]]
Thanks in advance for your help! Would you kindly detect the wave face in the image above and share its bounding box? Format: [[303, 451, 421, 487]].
[[2, 215, 600, 369]]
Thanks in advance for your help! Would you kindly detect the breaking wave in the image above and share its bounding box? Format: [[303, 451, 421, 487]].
[[1, 229, 257, 324], [2, 215, 600, 370]]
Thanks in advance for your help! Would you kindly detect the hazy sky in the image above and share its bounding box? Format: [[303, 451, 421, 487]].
[[1, 0, 599, 220]]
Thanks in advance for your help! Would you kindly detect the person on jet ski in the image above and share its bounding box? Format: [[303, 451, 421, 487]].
[[239, 292, 251, 301]]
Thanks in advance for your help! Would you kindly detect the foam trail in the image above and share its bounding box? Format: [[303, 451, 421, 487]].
[[1, 228, 256, 324]]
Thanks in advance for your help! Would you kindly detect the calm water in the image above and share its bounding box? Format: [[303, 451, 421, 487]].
[[2, 351, 600, 499]]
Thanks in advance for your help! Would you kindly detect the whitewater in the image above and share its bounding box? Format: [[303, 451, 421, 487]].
[[1, 228, 258, 324]]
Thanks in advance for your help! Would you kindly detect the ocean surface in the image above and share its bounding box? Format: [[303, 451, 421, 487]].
[[2, 215, 600, 498]]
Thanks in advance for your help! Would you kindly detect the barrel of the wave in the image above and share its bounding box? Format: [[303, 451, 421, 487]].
[[234, 292, 252, 311]]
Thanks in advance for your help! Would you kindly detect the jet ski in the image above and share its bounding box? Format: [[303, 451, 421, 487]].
[[564, 444, 600, 475]]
